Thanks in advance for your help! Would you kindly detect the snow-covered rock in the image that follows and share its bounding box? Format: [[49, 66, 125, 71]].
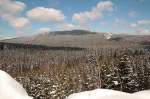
[[66, 89, 150, 99], [104, 33, 112, 40], [0, 70, 33, 99]]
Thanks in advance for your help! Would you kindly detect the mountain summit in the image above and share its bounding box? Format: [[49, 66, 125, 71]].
[[47, 30, 97, 35]]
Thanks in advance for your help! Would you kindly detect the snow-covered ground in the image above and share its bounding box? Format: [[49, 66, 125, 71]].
[[66, 89, 150, 99], [0, 70, 32, 99]]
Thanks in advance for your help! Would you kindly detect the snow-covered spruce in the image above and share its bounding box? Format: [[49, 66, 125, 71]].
[[66, 89, 150, 99], [0, 70, 32, 99]]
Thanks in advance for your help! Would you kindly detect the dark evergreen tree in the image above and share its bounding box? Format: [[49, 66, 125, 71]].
[[118, 55, 139, 93]]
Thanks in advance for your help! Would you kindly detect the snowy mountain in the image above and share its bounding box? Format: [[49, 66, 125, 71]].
[[0, 70, 32, 99]]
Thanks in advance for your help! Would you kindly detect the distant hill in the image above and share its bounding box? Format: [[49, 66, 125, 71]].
[[0, 30, 103, 48], [1, 30, 150, 49], [0, 30, 100, 46]]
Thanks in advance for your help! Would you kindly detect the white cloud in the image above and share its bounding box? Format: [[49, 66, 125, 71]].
[[26, 7, 65, 23], [96, 1, 114, 11], [130, 23, 137, 28], [57, 22, 94, 31], [136, 29, 150, 35], [9, 17, 30, 29], [59, 23, 77, 30], [37, 27, 51, 34], [0, 0, 28, 30], [110, 18, 149, 34], [0, 0, 26, 16], [73, 1, 113, 24], [0, 0, 26, 22], [26, 7, 79, 31], [130, 19, 150, 28], [130, 19, 150, 34], [137, 20, 150, 25]]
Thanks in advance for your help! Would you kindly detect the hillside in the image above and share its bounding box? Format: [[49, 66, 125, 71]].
[[1, 30, 150, 49]]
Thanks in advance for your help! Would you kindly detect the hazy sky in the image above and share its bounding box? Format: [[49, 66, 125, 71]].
[[0, 0, 150, 37]]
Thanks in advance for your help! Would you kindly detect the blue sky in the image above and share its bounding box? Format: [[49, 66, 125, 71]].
[[0, 0, 150, 38]]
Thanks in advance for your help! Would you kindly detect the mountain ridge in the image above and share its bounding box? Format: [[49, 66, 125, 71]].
[[43, 30, 98, 35]]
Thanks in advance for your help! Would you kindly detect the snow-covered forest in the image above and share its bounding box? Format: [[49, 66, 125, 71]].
[[0, 48, 150, 98]]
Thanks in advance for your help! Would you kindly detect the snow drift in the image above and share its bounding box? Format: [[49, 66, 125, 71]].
[[66, 89, 150, 99], [0, 70, 32, 99]]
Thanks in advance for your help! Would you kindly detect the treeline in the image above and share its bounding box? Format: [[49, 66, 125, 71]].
[[0, 42, 86, 51]]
